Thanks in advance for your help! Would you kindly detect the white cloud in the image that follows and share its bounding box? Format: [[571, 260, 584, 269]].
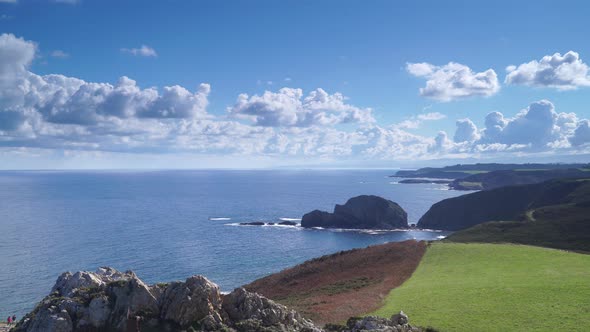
[[121, 45, 157, 57], [481, 100, 558, 147], [454, 118, 480, 142], [229, 87, 374, 127], [398, 112, 446, 129], [451, 100, 590, 154], [50, 50, 69, 58], [407, 62, 500, 102], [417, 112, 446, 121], [570, 120, 590, 146], [429, 131, 453, 153], [505, 51, 590, 90]]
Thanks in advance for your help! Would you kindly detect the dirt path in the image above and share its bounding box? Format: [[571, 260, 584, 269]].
[[244, 239, 427, 325]]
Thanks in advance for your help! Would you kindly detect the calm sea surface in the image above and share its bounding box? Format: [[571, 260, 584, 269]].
[[0, 170, 466, 317]]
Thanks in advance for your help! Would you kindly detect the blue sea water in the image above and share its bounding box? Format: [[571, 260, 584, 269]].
[[0, 170, 466, 318]]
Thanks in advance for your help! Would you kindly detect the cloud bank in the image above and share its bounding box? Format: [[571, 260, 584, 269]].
[[1, 33, 590, 166], [229, 88, 374, 127]]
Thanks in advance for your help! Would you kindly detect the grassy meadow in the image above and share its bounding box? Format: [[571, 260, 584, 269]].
[[372, 243, 590, 331]]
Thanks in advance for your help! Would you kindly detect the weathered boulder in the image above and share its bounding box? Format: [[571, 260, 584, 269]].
[[24, 307, 73, 332], [159, 275, 223, 328], [336, 312, 420, 332], [390, 311, 409, 326], [106, 274, 160, 329], [223, 287, 321, 332], [51, 266, 133, 298], [302, 195, 408, 229]]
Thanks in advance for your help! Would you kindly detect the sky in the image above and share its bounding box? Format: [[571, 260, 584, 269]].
[[1, 0, 590, 169]]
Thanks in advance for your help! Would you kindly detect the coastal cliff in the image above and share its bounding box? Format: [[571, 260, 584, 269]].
[[418, 178, 590, 248], [13, 266, 424, 332], [301, 195, 408, 229]]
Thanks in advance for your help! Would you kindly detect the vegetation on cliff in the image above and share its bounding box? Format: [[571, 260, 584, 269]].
[[244, 240, 426, 325]]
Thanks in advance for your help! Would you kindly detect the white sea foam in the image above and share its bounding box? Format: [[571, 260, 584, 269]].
[[225, 222, 301, 229], [279, 217, 301, 221], [209, 217, 232, 221]]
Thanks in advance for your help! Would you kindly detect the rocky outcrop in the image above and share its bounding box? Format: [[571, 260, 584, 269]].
[[13, 267, 321, 332], [222, 288, 319, 332], [301, 195, 408, 229], [325, 312, 422, 332], [239, 221, 299, 226]]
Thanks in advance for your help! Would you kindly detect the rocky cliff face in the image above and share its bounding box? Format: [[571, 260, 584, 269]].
[[301, 195, 408, 229], [13, 267, 321, 332]]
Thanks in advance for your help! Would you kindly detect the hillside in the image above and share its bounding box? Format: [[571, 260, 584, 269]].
[[449, 168, 590, 190], [372, 243, 590, 332], [417, 178, 590, 231], [446, 203, 590, 252], [243, 240, 427, 325], [394, 163, 589, 179]]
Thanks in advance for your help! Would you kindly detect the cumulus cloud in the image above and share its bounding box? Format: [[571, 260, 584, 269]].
[[121, 45, 157, 57], [454, 119, 480, 142], [451, 100, 590, 154], [0, 33, 210, 148], [429, 131, 453, 152], [229, 87, 374, 127], [27, 74, 211, 125], [481, 100, 559, 147], [570, 120, 590, 146], [505, 51, 590, 90], [407, 62, 500, 102]]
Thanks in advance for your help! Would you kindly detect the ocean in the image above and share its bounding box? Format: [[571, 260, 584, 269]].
[[0, 169, 466, 317]]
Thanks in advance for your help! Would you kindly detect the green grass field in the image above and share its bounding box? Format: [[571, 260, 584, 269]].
[[372, 243, 590, 331]]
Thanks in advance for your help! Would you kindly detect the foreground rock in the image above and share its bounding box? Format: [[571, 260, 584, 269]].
[[325, 312, 422, 332], [13, 267, 321, 332], [301, 195, 408, 229]]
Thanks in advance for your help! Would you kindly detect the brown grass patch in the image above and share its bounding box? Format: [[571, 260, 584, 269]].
[[243, 240, 427, 325]]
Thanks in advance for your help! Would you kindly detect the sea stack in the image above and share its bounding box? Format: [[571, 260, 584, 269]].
[[301, 195, 408, 229]]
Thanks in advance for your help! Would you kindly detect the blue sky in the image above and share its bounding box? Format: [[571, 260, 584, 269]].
[[1, 0, 590, 169]]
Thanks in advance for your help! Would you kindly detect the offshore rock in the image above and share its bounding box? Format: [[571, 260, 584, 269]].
[[302, 195, 408, 229]]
